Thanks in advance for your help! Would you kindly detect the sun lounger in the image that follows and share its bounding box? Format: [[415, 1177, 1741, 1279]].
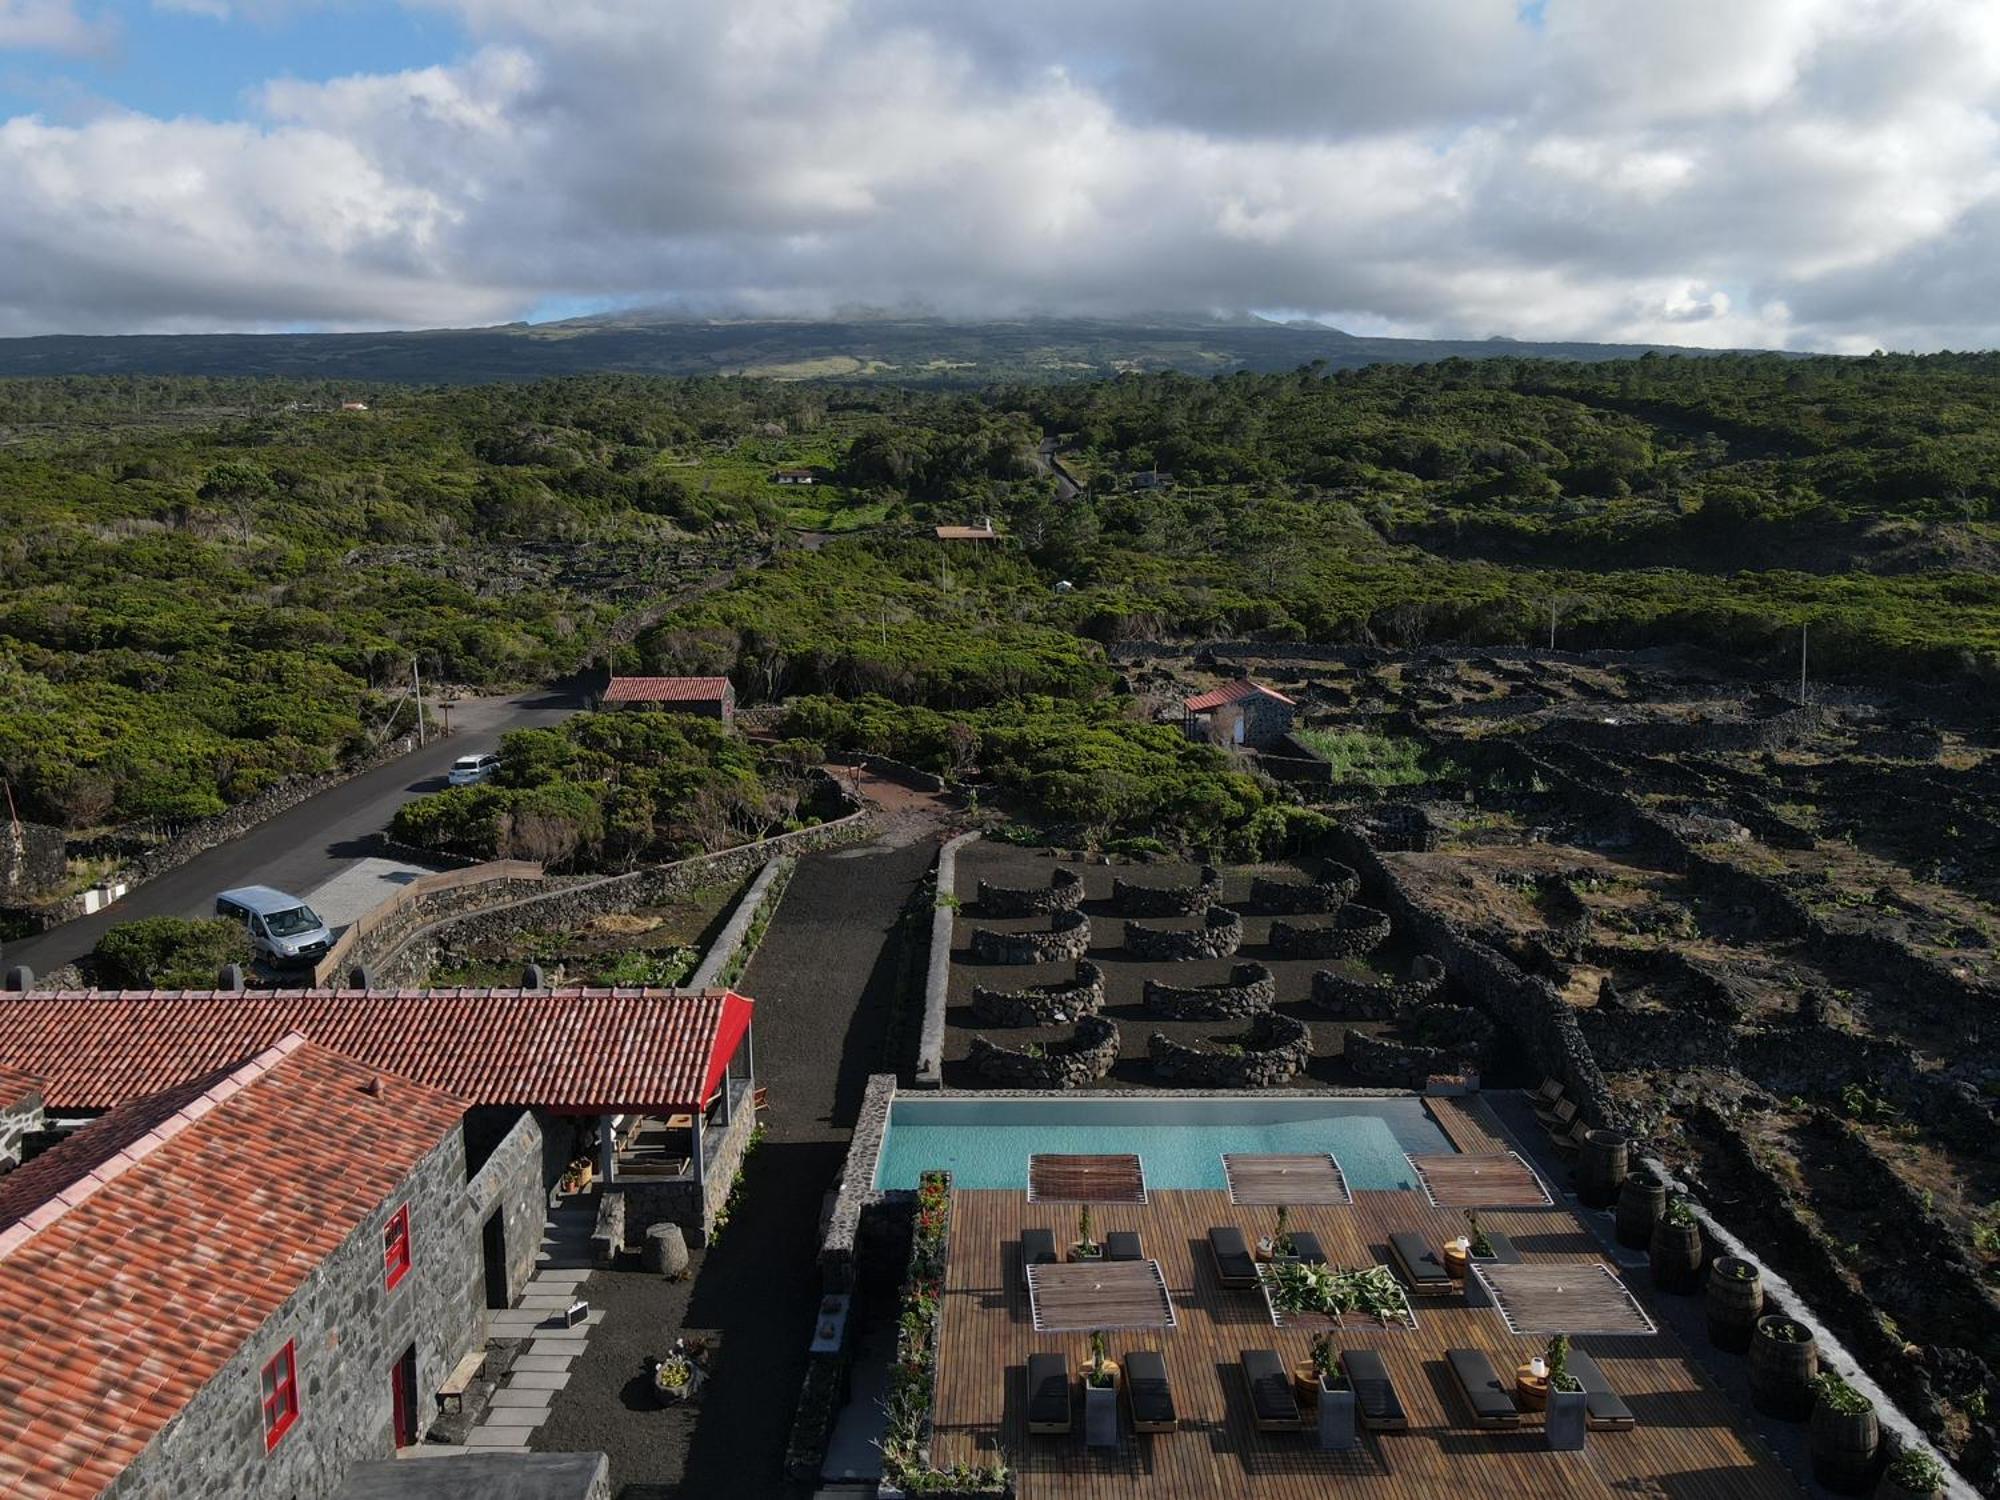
[[1388, 1232, 1456, 1296], [1532, 1077, 1565, 1105], [1208, 1226, 1258, 1289], [1124, 1349, 1177, 1433], [1340, 1348, 1408, 1432], [1022, 1228, 1058, 1287], [1286, 1230, 1328, 1265], [1536, 1095, 1579, 1130], [1567, 1349, 1636, 1431], [1550, 1119, 1591, 1156], [1026, 1352, 1072, 1434], [1105, 1230, 1143, 1262], [1446, 1349, 1521, 1428], [1242, 1349, 1303, 1432]]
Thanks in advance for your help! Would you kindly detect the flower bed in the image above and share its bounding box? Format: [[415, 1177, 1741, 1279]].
[[1259, 1260, 1420, 1332]]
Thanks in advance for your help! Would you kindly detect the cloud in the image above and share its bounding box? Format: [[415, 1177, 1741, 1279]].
[[3, 0, 2000, 347], [0, 0, 111, 54]]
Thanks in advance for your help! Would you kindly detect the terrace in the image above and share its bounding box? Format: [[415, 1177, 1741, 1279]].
[[908, 1095, 1801, 1498]]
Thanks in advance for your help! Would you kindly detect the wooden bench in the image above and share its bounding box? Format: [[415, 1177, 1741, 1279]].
[[437, 1350, 486, 1414]]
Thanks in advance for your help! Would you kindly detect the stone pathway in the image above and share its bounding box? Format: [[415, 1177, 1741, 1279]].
[[465, 1198, 604, 1453]]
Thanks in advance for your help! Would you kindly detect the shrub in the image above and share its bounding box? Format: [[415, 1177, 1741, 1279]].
[[93, 916, 253, 987]]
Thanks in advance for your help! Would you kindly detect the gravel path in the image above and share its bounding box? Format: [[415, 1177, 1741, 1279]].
[[532, 829, 940, 1497]]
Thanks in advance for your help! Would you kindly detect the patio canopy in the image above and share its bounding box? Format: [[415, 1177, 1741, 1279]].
[[1224, 1152, 1351, 1205], [1027, 1260, 1177, 1333], [1405, 1151, 1552, 1208], [1472, 1261, 1658, 1336], [1028, 1153, 1146, 1204]]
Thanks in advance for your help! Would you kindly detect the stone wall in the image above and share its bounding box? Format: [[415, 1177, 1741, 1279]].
[[1534, 705, 1831, 756], [0, 1082, 43, 1166], [104, 1119, 489, 1500], [969, 909, 1091, 964], [1269, 905, 1391, 960], [971, 960, 1105, 1027], [1309, 954, 1445, 1019], [968, 1016, 1119, 1088], [464, 1109, 548, 1310], [1112, 865, 1219, 916], [1344, 1030, 1463, 1088], [687, 857, 790, 990], [918, 833, 981, 1087], [974, 866, 1084, 917], [819, 1075, 896, 1291], [1148, 1012, 1311, 1087], [1141, 962, 1274, 1020], [0, 820, 65, 901], [616, 1092, 759, 1246], [1249, 868, 1358, 913], [1123, 907, 1241, 961]]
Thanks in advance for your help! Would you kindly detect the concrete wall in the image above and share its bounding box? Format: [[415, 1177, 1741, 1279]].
[[104, 1121, 497, 1500]]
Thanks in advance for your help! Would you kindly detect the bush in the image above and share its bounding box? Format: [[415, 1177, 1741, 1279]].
[[93, 916, 252, 988]]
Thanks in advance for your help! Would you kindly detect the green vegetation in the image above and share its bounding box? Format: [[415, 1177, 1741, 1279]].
[[1292, 728, 1432, 786], [389, 711, 825, 869], [92, 916, 252, 987]]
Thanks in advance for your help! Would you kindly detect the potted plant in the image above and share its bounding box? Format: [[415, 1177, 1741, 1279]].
[[1878, 1444, 1948, 1500], [1544, 1333, 1587, 1452], [654, 1349, 695, 1404], [1809, 1370, 1879, 1495], [1310, 1333, 1357, 1451], [1750, 1314, 1819, 1420], [1463, 1209, 1495, 1260], [1263, 1203, 1296, 1261], [1071, 1204, 1102, 1262], [1649, 1193, 1704, 1292], [1082, 1329, 1119, 1447], [560, 1156, 594, 1195]]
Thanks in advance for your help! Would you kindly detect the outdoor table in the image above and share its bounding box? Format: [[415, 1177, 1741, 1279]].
[[1515, 1363, 1550, 1412]]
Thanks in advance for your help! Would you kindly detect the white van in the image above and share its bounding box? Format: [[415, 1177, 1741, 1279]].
[[215, 886, 335, 966]]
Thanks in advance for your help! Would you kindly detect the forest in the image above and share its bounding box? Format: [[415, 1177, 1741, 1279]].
[[3, 352, 1997, 845]]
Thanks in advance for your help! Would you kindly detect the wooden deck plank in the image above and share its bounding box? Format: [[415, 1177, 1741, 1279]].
[[1473, 1262, 1658, 1337], [1029, 1261, 1177, 1332], [1424, 1094, 1513, 1154], [1223, 1153, 1351, 1206], [1030, 1153, 1148, 1204], [1407, 1151, 1552, 1208], [933, 1185, 1800, 1498]]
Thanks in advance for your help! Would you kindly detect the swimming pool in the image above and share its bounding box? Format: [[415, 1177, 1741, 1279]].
[[871, 1095, 1454, 1192]]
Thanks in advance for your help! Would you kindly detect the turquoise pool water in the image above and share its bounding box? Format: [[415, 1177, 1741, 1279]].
[[872, 1096, 1453, 1192]]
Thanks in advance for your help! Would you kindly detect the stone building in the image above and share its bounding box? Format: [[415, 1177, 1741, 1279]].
[[0, 1033, 545, 1499], [1182, 677, 1297, 749], [600, 674, 737, 723], [0, 1062, 41, 1168]]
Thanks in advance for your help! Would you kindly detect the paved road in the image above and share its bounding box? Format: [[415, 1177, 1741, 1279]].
[[3, 684, 584, 981]]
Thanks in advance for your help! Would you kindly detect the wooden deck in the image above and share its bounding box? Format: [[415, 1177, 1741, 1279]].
[[1407, 1151, 1552, 1208], [1424, 1093, 1513, 1153], [1473, 1261, 1659, 1337], [1223, 1153, 1351, 1205], [1029, 1261, 1177, 1333], [1032, 1154, 1148, 1204], [933, 1184, 1800, 1498]]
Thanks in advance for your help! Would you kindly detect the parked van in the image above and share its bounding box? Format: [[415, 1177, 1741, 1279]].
[[214, 886, 335, 966]]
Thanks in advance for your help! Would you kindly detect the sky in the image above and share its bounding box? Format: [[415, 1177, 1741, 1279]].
[[2, 0, 1999, 349]]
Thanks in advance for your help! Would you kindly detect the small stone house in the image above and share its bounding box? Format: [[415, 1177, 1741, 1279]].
[[601, 675, 736, 723], [1183, 678, 1297, 749], [770, 468, 815, 485], [0, 1062, 41, 1168], [933, 517, 998, 543]]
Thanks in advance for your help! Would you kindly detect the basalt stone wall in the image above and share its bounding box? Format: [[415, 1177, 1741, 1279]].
[[819, 1075, 896, 1291], [968, 1016, 1120, 1088], [1112, 865, 1220, 917], [1364, 804, 1440, 853], [1328, 824, 1617, 1129], [0, 1083, 44, 1166], [971, 960, 1106, 1026], [1248, 868, 1357, 914], [1148, 1012, 1311, 1087], [1141, 962, 1274, 1020], [1270, 905, 1391, 960], [0, 820, 65, 900], [1344, 1030, 1463, 1088], [975, 866, 1084, 917], [1535, 705, 1832, 756], [969, 909, 1092, 965], [1309, 954, 1445, 1019], [1124, 907, 1242, 961], [1853, 726, 1944, 761], [465, 1108, 550, 1310]]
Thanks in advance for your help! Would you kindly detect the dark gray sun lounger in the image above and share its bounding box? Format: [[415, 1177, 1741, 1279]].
[[1446, 1348, 1521, 1428], [1340, 1348, 1407, 1432], [1026, 1352, 1072, 1434], [1287, 1230, 1328, 1265], [1567, 1349, 1636, 1431], [1124, 1349, 1177, 1433], [1241, 1349, 1303, 1431], [1389, 1232, 1456, 1296], [1021, 1228, 1058, 1287], [1105, 1230, 1143, 1262], [1208, 1226, 1258, 1289]]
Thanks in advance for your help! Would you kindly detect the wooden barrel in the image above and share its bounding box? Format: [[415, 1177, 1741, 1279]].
[[1749, 1316, 1819, 1420], [1705, 1256, 1764, 1352], [1810, 1400, 1880, 1494], [1578, 1129, 1630, 1208], [1615, 1171, 1666, 1249], [1648, 1217, 1704, 1293]]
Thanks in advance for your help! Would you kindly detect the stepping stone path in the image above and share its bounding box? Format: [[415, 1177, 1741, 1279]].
[[463, 1198, 604, 1453]]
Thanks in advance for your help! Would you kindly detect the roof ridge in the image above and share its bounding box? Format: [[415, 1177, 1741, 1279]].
[[0, 1032, 309, 1263]]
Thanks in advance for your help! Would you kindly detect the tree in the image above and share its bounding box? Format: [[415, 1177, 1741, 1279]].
[[94, 916, 252, 987]]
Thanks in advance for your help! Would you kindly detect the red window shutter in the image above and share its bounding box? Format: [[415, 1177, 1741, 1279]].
[[384, 1205, 412, 1290], [261, 1342, 299, 1451]]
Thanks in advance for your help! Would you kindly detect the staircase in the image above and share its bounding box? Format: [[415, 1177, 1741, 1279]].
[[464, 1195, 605, 1452]]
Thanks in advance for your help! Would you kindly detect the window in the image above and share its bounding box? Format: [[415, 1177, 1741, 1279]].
[[384, 1205, 412, 1290], [260, 1342, 299, 1451]]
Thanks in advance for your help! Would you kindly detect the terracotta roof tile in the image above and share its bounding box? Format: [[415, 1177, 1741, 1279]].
[[0, 1037, 464, 1500], [1183, 677, 1297, 712], [0, 988, 753, 1115], [0, 1062, 41, 1112], [601, 676, 733, 704]]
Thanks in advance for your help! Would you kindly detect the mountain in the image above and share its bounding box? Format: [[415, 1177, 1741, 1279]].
[[0, 312, 1752, 384]]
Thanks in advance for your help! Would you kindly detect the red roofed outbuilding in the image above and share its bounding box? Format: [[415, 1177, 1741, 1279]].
[[1182, 677, 1297, 749], [600, 675, 736, 722]]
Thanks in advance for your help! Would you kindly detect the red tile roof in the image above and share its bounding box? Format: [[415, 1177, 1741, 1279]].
[[1183, 678, 1297, 713], [0, 988, 755, 1116], [0, 1035, 466, 1500], [0, 1062, 39, 1112], [602, 676, 733, 704]]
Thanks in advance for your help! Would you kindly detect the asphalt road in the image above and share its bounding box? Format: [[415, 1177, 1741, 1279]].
[[3, 684, 584, 981]]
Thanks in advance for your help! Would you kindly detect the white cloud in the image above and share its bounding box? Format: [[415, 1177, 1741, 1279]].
[[4, 0, 2000, 346], [0, 0, 110, 53]]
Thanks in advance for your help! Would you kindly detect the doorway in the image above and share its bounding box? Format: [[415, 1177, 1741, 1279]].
[[391, 1344, 418, 1449], [482, 1210, 510, 1309]]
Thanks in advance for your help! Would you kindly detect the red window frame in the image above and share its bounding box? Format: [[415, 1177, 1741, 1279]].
[[261, 1342, 299, 1452], [384, 1204, 412, 1290]]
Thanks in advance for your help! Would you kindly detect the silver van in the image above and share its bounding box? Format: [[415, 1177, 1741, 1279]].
[[215, 886, 335, 966]]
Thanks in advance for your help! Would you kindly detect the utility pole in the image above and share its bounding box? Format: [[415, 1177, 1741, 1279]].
[[1548, 599, 1559, 652], [1799, 622, 1809, 707], [412, 658, 426, 746]]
